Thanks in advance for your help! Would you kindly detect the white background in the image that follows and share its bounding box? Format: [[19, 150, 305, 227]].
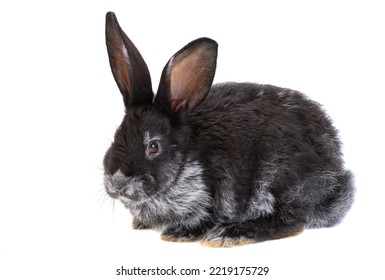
[[1, 1, 383, 279]]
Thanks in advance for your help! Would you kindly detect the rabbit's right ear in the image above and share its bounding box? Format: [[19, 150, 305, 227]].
[[155, 38, 218, 119], [105, 12, 153, 108]]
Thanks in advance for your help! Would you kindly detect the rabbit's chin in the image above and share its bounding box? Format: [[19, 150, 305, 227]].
[[111, 159, 213, 228]]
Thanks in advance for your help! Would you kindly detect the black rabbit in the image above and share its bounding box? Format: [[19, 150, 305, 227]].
[[103, 12, 354, 247]]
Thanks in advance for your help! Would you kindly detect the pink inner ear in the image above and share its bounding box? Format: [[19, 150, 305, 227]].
[[169, 45, 213, 112], [170, 58, 198, 99]]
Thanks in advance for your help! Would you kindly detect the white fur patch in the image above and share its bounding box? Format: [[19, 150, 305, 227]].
[[124, 159, 211, 229], [243, 162, 277, 220], [122, 44, 130, 65], [257, 89, 265, 96], [166, 57, 175, 76], [245, 187, 275, 219], [143, 131, 150, 144], [143, 131, 162, 145], [213, 173, 238, 221]]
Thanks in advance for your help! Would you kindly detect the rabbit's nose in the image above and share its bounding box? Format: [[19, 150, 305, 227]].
[[110, 169, 129, 191]]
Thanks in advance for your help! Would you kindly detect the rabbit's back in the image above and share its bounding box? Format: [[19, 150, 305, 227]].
[[189, 82, 343, 170]]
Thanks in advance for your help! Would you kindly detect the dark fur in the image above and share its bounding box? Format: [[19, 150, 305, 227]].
[[103, 12, 355, 247]]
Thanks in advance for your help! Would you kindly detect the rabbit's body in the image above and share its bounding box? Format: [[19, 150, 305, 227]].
[[103, 12, 354, 247], [190, 83, 352, 226]]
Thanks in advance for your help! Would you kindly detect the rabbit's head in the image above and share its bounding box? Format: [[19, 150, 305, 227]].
[[103, 12, 217, 205]]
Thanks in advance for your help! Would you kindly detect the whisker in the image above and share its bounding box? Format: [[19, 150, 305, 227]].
[[95, 186, 107, 202]]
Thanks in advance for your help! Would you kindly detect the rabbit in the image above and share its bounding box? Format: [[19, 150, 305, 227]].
[[103, 12, 355, 247]]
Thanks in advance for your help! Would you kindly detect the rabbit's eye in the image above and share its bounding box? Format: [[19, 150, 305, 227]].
[[148, 141, 160, 154]]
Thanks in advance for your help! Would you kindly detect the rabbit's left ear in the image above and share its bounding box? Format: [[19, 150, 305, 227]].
[[155, 38, 218, 117], [105, 12, 153, 108]]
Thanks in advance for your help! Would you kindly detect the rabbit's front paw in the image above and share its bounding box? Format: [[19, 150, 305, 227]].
[[132, 218, 151, 230], [161, 226, 205, 242]]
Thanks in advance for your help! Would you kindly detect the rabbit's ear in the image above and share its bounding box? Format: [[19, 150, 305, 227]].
[[155, 38, 218, 117], [106, 12, 153, 108]]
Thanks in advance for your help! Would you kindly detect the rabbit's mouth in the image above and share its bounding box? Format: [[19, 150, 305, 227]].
[[104, 169, 156, 201]]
